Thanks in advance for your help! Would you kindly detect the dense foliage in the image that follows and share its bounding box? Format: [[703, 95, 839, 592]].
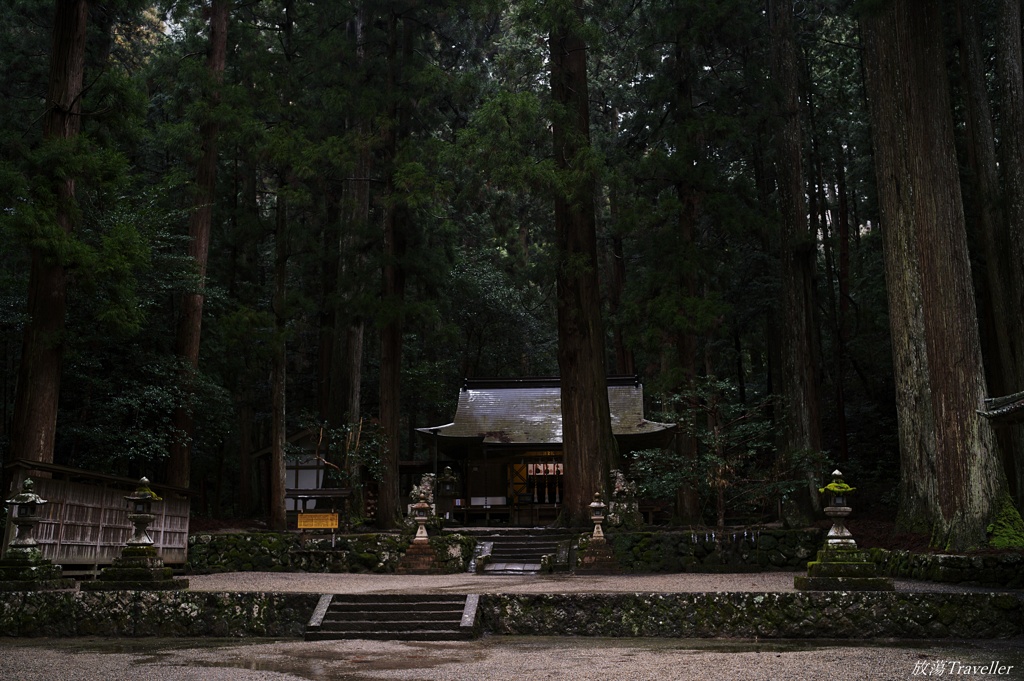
[[0, 0, 1021, 542]]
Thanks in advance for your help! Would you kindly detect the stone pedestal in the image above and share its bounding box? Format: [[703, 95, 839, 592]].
[[794, 548, 894, 591], [80, 546, 188, 591], [0, 547, 75, 592], [396, 541, 438, 575], [574, 539, 620, 575]]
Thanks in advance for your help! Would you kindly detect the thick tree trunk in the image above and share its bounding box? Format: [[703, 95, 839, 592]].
[[607, 233, 634, 377], [269, 191, 289, 531], [9, 0, 88, 467], [862, 0, 1009, 550], [378, 197, 405, 529], [167, 0, 229, 489], [835, 146, 851, 462], [318, 198, 341, 422], [550, 0, 617, 526], [769, 0, 822, 514], [376, 8, 411, 529], [992, 0, 1024, 504], [236, 390, 255, 516]]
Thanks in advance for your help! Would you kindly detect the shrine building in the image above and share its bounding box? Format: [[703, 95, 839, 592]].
[[416, 376, 676, 526]]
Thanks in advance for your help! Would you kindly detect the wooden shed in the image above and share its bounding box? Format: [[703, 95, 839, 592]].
[[2, 460, 190, 575]]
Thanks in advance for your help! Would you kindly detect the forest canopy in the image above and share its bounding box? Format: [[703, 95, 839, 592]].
[[1, 0, 1022, 549]]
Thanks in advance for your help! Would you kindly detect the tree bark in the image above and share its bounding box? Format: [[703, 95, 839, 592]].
[[862, 0, 1010, 550], [992, 0, 1024, 504], [9, 0, 89, 467], [768, 0, 823, 514], [376, 7, 412, 529], [550, 0, 617, 526], [167, 0, 230, 489], [269, 189, 289, 532]]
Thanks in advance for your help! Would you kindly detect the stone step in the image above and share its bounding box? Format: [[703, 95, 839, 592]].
[[305, 594, 478, 642], [305, 629, 473, 642], [324, 605, 463, 618], [490, 546, 559, 558], [816, 549, 875, 563], [319, 619, 463, 632], [470, 531, 574, 574], [807, 561, 880, 578]]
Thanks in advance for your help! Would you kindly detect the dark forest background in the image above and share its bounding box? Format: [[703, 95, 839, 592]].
[[1, 0, 1022, 548]]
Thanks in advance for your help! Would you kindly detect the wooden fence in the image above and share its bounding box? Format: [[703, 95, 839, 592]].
[[3, 461, 190, 575]]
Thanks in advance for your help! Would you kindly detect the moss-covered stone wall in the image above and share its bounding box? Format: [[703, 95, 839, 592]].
[[604, 529, 822, 572], [479, 591, 1024, 639], [185, 532, 476, 575], [2, 589, 1020, 639], [0, 590, 319, 637], [871, 549, 1024, 589]]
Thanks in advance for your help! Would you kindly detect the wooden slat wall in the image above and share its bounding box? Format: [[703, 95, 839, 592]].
[[23, 477, 189, 568]]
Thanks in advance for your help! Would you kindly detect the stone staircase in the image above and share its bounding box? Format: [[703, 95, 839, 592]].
[[468, 529, 575, 574], [305, 593, 478, 641]]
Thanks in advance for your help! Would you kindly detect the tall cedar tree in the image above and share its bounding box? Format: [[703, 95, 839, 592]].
[[550, 0, 618, 525], [993, 0, 1024, 502], [861, 0, 1010, 550], [768, 0, 823, 514], [167, 0, 230, 489], [956, 0, 1022, 505], [9, 0, 89, 466], [377, 6, 413, 529]]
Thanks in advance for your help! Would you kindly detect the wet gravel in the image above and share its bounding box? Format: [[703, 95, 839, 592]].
[[1, 636, 1021, 681]]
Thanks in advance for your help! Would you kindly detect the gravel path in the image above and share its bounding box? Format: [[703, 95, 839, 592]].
[[184, 570, 1017, 595], [1, 636, 1021, 681]]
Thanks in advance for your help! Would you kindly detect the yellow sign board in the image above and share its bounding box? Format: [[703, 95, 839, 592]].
[[297, 513, 339, 529]]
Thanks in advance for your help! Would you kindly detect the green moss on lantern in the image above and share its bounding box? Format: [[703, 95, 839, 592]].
[[818, 481, 856, 495]]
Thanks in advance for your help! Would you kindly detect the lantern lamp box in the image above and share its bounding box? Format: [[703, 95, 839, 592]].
[[297, 513, 339, 530]]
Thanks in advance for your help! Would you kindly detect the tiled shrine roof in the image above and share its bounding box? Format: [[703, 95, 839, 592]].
[[417, 376, 675, 447]]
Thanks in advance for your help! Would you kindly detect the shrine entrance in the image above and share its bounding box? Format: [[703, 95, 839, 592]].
[[508, 456, 563, 525]]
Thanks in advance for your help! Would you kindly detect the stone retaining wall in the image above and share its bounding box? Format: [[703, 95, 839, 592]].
[[478, 592, 1024, 639], [185, 532, 475, 575], [606, 529, 823, 572], [2, 590, 1020, 639], [871, 549, 1024, 589], [0, 590, 319, 637], [182, 530, 1023, 590]]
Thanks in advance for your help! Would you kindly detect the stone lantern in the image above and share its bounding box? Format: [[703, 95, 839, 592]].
[[438, 467, 457, 498], [125, 477, 159, 547], [412, 492, 431, 543], [0, 478, 75, 591], [822, 470, 856, 548], [794, 470, 893, 591], [437, 466, 457, 522], [589, 492, 607, 542], [80, 477, 187, 591], [5, 478, 46, 551]]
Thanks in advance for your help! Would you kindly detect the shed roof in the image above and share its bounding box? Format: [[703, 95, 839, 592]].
[[417, 376, 675, 448]]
